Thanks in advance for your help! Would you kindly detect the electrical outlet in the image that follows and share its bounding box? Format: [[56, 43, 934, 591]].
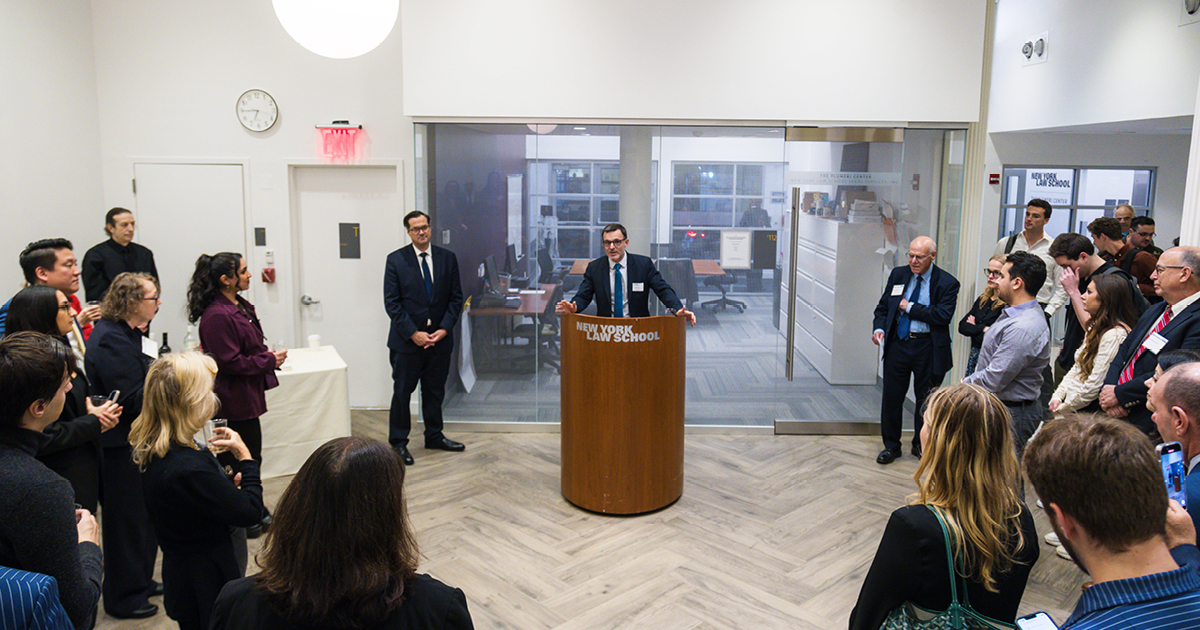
[[1021, 31, 1049, 67]]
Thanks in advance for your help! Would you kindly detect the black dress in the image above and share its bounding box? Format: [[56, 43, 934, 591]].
[[211, 573, 474, 630], [142, 444, 264, 630], [849, 504, 1039, 630], [38, 368, 104, 512]]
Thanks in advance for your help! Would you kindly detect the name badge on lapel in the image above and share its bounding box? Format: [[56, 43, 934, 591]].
[[891, 284, 905, 297], [1144, 332, 1168, 355], [632, 282, 645, 292]]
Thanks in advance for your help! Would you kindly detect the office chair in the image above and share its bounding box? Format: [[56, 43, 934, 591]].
[[655, 258, 699, 313], [512, 284, 564, 373], [701, 273, 745, 313]]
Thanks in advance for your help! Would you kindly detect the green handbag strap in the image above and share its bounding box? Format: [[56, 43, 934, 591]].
[[927, 504, 970, 625]]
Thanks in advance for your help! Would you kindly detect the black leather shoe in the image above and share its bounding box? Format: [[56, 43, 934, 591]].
[[152, 581, 163, 597], [911, 444, 923, 459], [425, 437, 465, 452], [876, 449, 900, 465], [109, 604, 158, 619], [396, 445, 414, 465]]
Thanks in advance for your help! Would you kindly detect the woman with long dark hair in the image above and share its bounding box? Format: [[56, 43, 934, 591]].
[[187, 252, 284, 535], [850, 384, 1038, 630], [1049, 274, 1140, 415], [5, 286, 120, 511], [210, 437, 473, 630], [129, 352, 264, 630]]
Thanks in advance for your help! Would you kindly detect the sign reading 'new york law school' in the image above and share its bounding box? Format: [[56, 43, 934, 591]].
[[576, 321, 661, 343]]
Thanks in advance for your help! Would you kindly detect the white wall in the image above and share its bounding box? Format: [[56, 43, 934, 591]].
[[88, 0, 413, 353], [0, 0, 104, 296], [402, 0, 987, 124], [990, 0, 1200, 132]]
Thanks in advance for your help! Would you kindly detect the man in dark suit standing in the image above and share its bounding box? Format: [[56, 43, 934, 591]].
[[1100, 247, 1200, 435], [556, 223, 697, 326], [871, 236, 959, 464], [384, 210, 465, 466]]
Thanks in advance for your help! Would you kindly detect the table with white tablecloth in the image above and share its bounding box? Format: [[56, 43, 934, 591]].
[[259, 346, 351, 478]]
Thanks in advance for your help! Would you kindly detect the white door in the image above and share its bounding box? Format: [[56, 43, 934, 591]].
[[292, 165, 403, 408], [133, 163, 247, 349]]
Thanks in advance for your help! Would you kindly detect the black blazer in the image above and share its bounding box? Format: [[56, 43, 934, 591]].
[[211, 573, 474, 630], [872, 265, 960, 375], [569, 253, 682, 317], [38, 369, 103, 511], [1104, 297, 1200, 433], [85, 318, 153, 448], [384, 245, 465, 353], [849, 504, 1038, 630]]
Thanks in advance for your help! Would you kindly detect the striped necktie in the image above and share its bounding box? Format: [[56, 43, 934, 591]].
[[1119, 305, 1173, 384]]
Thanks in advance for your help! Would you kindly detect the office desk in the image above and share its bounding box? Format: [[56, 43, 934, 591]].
[[466, 284, 557, 373], [568, 259, 724, 276], [259, 346, 351, 478]]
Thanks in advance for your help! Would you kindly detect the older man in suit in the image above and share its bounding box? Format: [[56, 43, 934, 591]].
[[871, 236, 959, 464], [556, 223, 696, 325], [1100, 247, 1200, 435], [384, 210, 466, 466], [1147, 362, 1200, 531]]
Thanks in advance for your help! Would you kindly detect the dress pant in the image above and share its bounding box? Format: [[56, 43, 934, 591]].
[[880, 334, 942, 452], [389, 343, 452, 448], [100, 444, 158, 615]]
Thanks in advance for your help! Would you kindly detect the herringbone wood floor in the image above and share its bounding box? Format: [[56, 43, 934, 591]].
[[96, 421, 1087, 630]]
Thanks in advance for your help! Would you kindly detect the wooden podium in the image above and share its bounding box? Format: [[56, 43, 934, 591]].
[[560, 313, 686, 514]]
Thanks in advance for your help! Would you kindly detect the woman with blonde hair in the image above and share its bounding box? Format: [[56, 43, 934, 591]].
[[129, 352, 265, 630], [850, 384, 1038, 630], [958, 255, 1008, 376], [1049, 274, 1139, 414]]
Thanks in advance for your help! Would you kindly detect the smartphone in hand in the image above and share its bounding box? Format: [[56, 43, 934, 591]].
[[1016, 612, 1058, 630], [1159, 441, 1188, 510]]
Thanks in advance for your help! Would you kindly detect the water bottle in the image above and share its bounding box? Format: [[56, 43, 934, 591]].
[[184, 325, 199, 351]]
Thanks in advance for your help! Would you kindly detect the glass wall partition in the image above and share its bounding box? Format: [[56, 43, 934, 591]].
[[415, 123, 964, 431]]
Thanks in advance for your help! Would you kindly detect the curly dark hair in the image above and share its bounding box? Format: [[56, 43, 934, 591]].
[[186, 253, 242, 323], [256, 437, 419, 628], [100, 272, 159, 323]]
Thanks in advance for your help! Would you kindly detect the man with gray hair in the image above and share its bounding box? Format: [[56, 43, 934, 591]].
[[871, 236, 959, 464], [1148, 361, 1200, 530], [1101, 247, 1200, 434]]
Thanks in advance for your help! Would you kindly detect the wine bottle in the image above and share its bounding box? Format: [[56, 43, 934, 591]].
[[158, 332, 171, 357]]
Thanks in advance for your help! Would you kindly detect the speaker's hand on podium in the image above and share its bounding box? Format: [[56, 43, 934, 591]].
[[556, 300, 577, 315], [675, 306, 696, 327]]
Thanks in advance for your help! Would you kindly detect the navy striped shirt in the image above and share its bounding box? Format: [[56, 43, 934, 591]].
[[0, 566, 74, 630], [1062, 545, 1200, 629]]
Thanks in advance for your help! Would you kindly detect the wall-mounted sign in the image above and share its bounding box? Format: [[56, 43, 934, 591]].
[[339, 223, 361, 259], [787, 171, 903, 187]]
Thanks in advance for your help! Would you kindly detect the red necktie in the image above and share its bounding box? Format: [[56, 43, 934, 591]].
[[1119, 305, 1173, 384]]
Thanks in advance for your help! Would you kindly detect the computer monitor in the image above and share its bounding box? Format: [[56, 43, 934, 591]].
[[484, 255, 501, 294], [504, 243, 517, 276]]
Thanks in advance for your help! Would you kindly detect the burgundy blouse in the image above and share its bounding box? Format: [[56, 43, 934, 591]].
[[198, 294, 278, 421]]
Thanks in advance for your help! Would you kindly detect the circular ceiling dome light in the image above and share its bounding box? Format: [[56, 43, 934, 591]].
[[273, 0, 398, 59]]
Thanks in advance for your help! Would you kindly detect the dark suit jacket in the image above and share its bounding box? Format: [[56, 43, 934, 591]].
[[1104, 297, 1200, 433], [85, 318, 152, 448], [384, 245, 465, 353], [569, 253, 682, 317], [871, 265, 960, 376]]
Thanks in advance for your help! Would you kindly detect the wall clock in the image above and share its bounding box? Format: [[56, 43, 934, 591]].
[[236, 89, 278, 132]]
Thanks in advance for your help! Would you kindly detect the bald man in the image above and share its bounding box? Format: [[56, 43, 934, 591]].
[[871, 237, 960, 464]]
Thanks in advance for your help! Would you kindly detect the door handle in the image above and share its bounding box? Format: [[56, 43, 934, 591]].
[[300, 294, 320, 305]]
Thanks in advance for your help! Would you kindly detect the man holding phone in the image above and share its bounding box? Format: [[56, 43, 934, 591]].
[[1147, 362, 1200, 530], [1024, 415, 1200, 630]]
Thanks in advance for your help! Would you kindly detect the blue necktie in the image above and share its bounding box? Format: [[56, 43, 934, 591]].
[[613, 263, 624, 317], [897, 275, 923, 339], [420, 252, 433, 301]]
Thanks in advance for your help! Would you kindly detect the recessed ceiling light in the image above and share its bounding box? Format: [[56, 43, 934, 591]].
[[574, 127, 587, 130]]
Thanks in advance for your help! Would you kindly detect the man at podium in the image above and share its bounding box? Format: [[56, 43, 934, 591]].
[[556, 223, 696, 326]]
